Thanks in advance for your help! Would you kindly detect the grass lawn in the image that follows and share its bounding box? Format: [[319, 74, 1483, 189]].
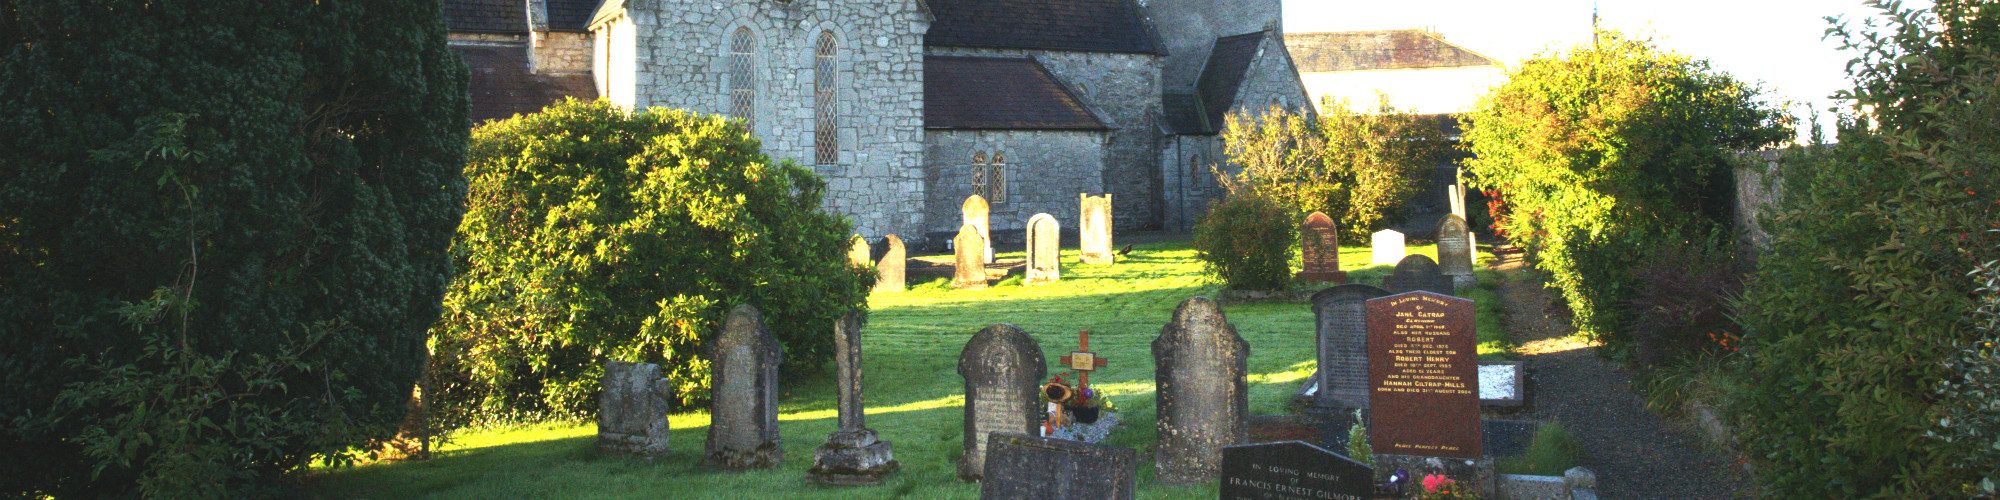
[[307, 240, 1503, 499]]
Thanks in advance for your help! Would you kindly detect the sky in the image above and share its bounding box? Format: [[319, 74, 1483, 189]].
[[1282, 1, 1927, 138]]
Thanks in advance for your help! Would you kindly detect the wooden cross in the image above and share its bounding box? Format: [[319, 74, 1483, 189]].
[[1058, 330, 1110, 389]]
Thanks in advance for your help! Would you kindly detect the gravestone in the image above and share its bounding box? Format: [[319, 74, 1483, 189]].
[[951, 224, 989, 289], [1436, 215, 1475, 290], [963, 195, 993, 264], [1310, 284, 1390, 411], [1153, 296, 1250, 485], [981, 433, 1137, 500], [1383, 255, 1452, 296], [597, 361, 673, 458], [1370, 229, 1405, 266], [847, 235, 871, 269], [1295, 212, 1347, 284], [1079, 193, 1115, 265], [809, 312, 899, 485], [1025, 213, 1061, 285], [705, 304, 785, 469], [1367, 291, 1481, 459], [958, 323, 1048, 481], [1220, 441, 1373, 500], [874, 234, 906, 293]]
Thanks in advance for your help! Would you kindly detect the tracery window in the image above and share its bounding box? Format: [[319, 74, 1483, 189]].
[[813, 31, 838, 165], [729, 27, 756, 131], [988, 152, 1007, 203]]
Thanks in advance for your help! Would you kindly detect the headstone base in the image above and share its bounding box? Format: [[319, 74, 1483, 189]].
[[1372, 453, 1495, 498], [704, 442, 782, 470], [1294, 270, 1349, 284], [808, 429, 898, 486], [1080, 253, 1113, 265], [597, 430, 671, 459], [1450, 273, 1477, 292], [981, 433, 1136, 500]]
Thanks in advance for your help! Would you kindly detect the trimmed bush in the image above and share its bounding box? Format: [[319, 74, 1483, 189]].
[[1192, 191, 1294, 291], [1219, 103, 1446, 241], [427, 100, 868, 422], [0, 1, 468, 495]]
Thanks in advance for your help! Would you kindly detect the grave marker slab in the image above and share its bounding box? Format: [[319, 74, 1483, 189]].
[[705, 304, 785, 469], [1220, 441, 1373, 500], [874, 234, 906, 293], [1383, 255, 1453, 296], [847, 235, 872, 269], [957, 323, 1048, 481], [1436, 215, 1475, 290], [809, 312, 898, 485], [1079, 193, 1115, 265], [1366, 291, 1481, 459], [963, 195, 993, 264], [1296, 212, 1347, 284], [1153, 297, 1250, 485], [1370, 230, 1405, 266], [597, 361, 672, 458], [1025, 213, 1061, 285], [951, 224, 989, 289], [981, 433, 1137, 500], [1311, 284, 1389, 410]]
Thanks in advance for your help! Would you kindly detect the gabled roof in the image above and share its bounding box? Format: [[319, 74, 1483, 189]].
[[1162, 92, 1212, 136], [455, 45, 599, 123], [545, 0, 599, 31], [1285, 30, 1498, 72], [445, 0, 527, 34], [924, 56, 1108, 131], [925, 0, 1160, 55], [1188, 32, 1266, 134]]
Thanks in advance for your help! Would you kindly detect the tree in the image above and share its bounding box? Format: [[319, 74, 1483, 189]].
[[1219, 102, 1447, 241], [0, 1, 467, 495]]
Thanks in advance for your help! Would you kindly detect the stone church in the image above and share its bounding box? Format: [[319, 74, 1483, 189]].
[[444, 0, 1318, 248]]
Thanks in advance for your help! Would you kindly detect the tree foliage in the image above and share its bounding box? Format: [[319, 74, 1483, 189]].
[[1220, 103, 1446, 241], [1459, 32, 1784, 339], [1728, 1, 2000, 494], [426, 100, 868, 422], [0, 1, 467, 495]]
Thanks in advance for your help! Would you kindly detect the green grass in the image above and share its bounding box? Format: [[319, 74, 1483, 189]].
[[307, 240, 1501, 498], [1496, 421, 1583, 476]]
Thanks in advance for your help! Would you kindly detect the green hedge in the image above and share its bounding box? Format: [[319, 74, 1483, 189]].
[[1192, 191, 1294, 292], [426, 100, 868, 422]]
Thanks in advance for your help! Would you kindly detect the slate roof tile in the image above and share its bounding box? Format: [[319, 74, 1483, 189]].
[[445, 0, 527, 34], [925, 55, 1106, 130], [455, 45, 599, 124], [1195, 32, 1266, 132], [925, 0, 1159, 55]]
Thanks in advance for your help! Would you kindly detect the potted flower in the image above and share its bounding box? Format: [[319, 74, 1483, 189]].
[[1067, 387, 1114, 424]]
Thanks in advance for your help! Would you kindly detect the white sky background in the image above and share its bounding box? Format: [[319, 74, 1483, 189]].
[[1283, 1, 1930, 140]]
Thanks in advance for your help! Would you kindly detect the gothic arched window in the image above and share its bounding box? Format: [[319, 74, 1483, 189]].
[[729, 27, 756, 132], [1190, 152, 1207, 188], [971, 152, 989, 199], [988, 152, 1007, 203], [813, 31, 838, 165]]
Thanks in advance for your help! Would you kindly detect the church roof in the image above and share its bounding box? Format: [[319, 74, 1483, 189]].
[[1194, 31, 1266, 134], [455, 45, 598, 123], [924, 0, 1160, 55], [924, 56, 1108, 131], [545, 0, 599, 31], [1285, 30, 1498, 72], [445, 0, 599, 34]]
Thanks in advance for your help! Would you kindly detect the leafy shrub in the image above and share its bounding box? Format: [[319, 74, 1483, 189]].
[[1459, 31, 1784, 340], [1622, 229, 1742, 367], [1930, 250, 2000, 497], [1219, 102, 1447, 240], [1497, 422, 1581, 476], [1728, 2, 2000, 494], [0, 1, 467, 495], [428, 100, 868, 421], [1192, 191, 1294, 291]]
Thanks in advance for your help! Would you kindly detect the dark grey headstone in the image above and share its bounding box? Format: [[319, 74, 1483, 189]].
[[980, 433, 1137, 500], [1383, 255, 1452, 296], [1153, 296, 1250, 485], [957, 323, 1047, 481], [1311, 284, 1389, 410], [597, 361, 672, 458], [1437, 215, 1474, 290], [1220, 441, 1373, 500], [704, 304, 784, 470], [810, 311, 898, 485]]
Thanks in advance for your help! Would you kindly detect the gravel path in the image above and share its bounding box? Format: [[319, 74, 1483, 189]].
[[1493, 251, 1751, 498]]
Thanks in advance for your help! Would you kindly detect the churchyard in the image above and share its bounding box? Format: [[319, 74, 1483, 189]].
[[308, 236, 1518, 498]]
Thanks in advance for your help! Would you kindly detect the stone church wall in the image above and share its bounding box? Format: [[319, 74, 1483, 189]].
[[926, 47, 1165, 232], [531, 31, 593, 75], [1225, 34, 1314, 120], [922, 130, 1107, 250], [1160, 135, 1228, 232], [619, 0, 930, 245]]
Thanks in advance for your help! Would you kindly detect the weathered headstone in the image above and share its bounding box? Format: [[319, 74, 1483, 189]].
[[958, 323, 1048, 481], [705, 304, 785, 469], [597, 361, 673, 459], [1079, 193, 1115, 265], [1153, 296, 1250, 485], [963, 194, 993, 264], [1296, 211, 1347, 284], [1367, 291, 1481, 459], [1310, 284, 1390, 410], [1436, 215, 1475, 290], [873, 234, 906, 293], [1383, 255, 1452, 296], [1220, 441, 1374, 500], [981, 433, 1137, 500], [809, 312, 899, 485], [952, 224, 989, 289], [1370, 229, 1405, 266], [847, 234, 872, 269], [1025, 213, 1061, 285]]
